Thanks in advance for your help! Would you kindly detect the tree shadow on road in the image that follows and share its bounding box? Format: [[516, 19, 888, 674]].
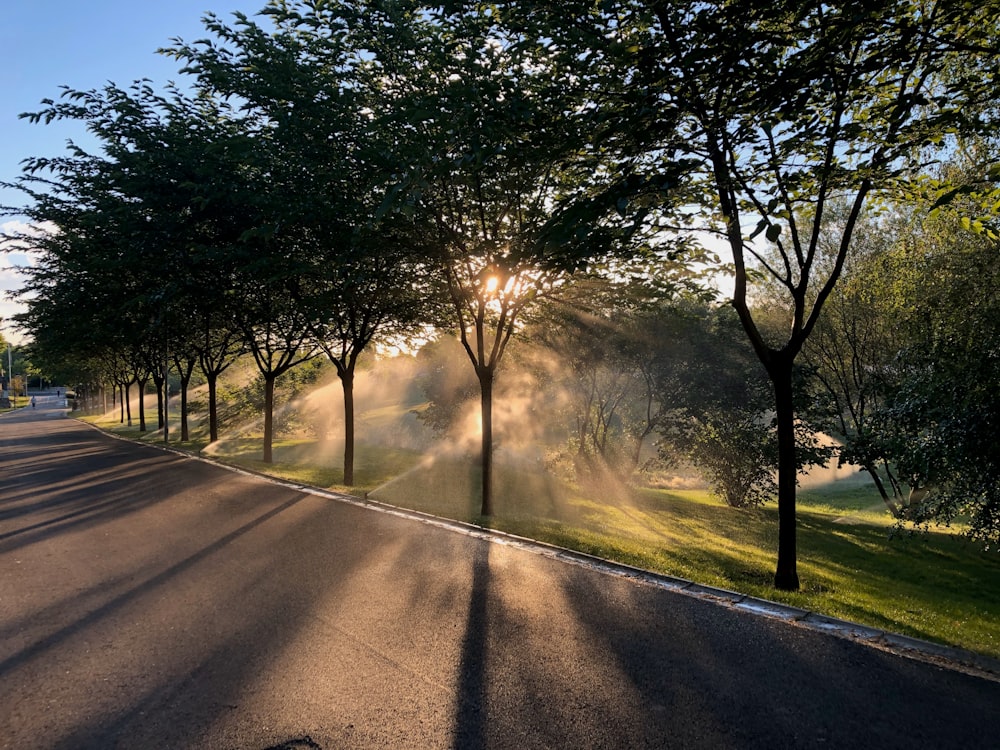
[[263, 738, 323, 750], [554, 562, 1000, 748], [0, 418, 196, 552], [452, 543, 490, 750], [0, 492, 308, 679]]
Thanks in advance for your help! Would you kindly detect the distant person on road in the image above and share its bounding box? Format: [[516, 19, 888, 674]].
[[30, 396, 36, 408]]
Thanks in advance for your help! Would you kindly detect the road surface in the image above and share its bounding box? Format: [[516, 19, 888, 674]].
[[2, 395, 999, 749]]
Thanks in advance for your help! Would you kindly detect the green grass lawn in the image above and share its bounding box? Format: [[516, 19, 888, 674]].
[[0, 396, 30, 413], [83, 410, 1000, 661]]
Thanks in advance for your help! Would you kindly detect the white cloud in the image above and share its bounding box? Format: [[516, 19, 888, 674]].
[[0, 263, 26, 286], [0, 300, 28, 344], [1, 218, 36, 238], [2, 218, 53, 243], [1, 218, 44, 284], [0, 219, 41, 342]]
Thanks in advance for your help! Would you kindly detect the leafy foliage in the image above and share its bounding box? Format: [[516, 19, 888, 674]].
[[879, 199, 1000, 546]]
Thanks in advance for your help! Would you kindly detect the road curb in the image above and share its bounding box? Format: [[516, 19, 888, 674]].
[[78, 419, 1000, 685], [340, 490, 1000, 683], [499, 532, 1000, 683]]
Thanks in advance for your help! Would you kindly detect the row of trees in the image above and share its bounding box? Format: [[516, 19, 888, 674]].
[[4, 0, 999, 589]]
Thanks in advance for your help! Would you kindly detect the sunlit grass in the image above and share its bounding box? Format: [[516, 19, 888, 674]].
[[797, 480, 898, 523], [498, 487, 1000, 660], [79, 409, 1000, 661], [257, 443, 999, 660], [0, 396, 30, 413], [206, 438, 426, 496]]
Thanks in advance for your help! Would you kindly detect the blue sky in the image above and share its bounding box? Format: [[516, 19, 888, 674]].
[[1, 0, 267, 341]]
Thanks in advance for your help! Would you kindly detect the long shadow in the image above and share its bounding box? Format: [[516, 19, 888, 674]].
[[263, 738, 323, 750], [1, 411, 384, 747], [452, 542, 491, 750], [0, 411, 224, 554], [13, 491, 403, 749], [0, 453, 207, 553], [0, 492, 307, 679], [552, 559, 1000, 748], [0, 453, 179, 518], [0, 444, 123, 479], [0, 485, 167, 545]]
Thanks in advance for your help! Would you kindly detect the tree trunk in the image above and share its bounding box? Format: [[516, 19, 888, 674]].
[[341, 368, 355, 486], [153, 371, 165, 429], [768, 357, 799, 591], [162, 361, 169, 443], [864, 464, 903, 517], [207, 372, 219, 444], [263, 374, 275, 464], [137, 377, 149, 432], [179, 372, 191, 442], [125, 383, 132, 427], [160, 376, 170, 441], [173, 357, 195, 444], [479, 366, 494, 517], [630, 438, 644, 476]]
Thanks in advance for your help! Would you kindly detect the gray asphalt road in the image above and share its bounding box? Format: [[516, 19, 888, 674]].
[[2, 397, 999, 749]]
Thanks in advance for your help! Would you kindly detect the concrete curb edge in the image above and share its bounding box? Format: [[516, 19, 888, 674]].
[[81, 418, 1000, 684]]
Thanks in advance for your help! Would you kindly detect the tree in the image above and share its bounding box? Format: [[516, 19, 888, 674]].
[[801, 207, 913, 516], [651, 0, 999, 589], [357, 3, 649, 516], [8, 78, 261, 445], [504, 0, 1000, 588], [171, 347, 198, 442], [873, 161, 1000, 545], [5, 148, 153, 427], [196, 325, 245, 444], [544, 304, 662, 482], [800, 136, 1000, 544], [232, 251, 320, 463]]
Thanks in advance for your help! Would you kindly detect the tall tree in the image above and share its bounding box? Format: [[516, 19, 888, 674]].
[[356, 3, 650, 516], [527, 269, 714, 483], [505, 0, 1000, 588], [237, 280, 319, 463], [5, 145, 155, 425], [801, 207, 912, 516]]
